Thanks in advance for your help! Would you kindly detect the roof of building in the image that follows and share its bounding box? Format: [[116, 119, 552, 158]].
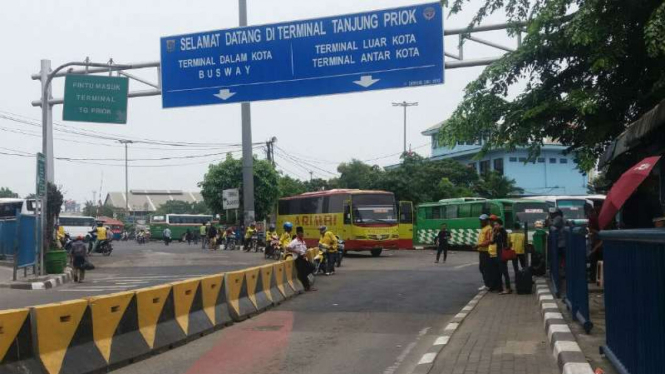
[[104, 190, 203, 212], [421, 120, 446, 135]]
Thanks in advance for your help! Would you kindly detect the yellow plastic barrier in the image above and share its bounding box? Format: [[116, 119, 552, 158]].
[[244, 267, 272, 312], [261, 264, 285, 304], [284, 258, 305, 293], [171, 278, 213, 338], [273, 261, 294, 299]]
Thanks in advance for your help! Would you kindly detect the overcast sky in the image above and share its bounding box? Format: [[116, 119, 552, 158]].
[[0, 0, 514, 204]]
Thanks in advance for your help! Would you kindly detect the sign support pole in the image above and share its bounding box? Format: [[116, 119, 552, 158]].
[[39, 60, 52, 275], [239, 0, 255, 227]]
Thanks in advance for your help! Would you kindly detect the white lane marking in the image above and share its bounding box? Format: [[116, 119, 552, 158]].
[[433, 336, 449, 346], [417, 352, 437, 365], [453, 262, 478, 270], [382, 327, 430, 374], [462, 305, 473, 311], [454, 312, 467, 319], [444, 323, 459, 331]]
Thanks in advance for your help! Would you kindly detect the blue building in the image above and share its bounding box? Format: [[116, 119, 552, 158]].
[[421, 122, 589, 195]]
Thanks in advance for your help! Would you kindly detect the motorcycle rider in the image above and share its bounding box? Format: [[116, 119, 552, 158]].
[[318, 225, 339, 275], [280, 222, 294, 255], [265, 224, 279, 256], [244, 223, 257, 251], [91, 221, 107, 254]]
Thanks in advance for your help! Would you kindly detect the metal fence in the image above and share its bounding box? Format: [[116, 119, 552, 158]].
[[0, 215, 38, 269], [0, 219, 18, 257], [548, 229, 561, 297], [564, 227, 593, 333], [599, 229, 665, 374]]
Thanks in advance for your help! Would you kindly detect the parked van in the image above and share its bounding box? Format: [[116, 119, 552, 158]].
[[0, 198, 37, 220]]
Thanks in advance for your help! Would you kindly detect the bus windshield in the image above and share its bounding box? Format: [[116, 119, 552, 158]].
[[557, 199, 587, 220], [514, 202, 548, 228], [352, 194, 397, 224], [59, 217, 96, 227]]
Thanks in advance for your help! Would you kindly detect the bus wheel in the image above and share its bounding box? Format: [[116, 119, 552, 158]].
[[371, 248, 382, 257]]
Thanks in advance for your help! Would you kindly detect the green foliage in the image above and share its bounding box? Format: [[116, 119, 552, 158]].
[[278, 175, 306, 197], [473, 172, 524, 198], [587, 170, 611, 194], [46, 183, 64, 251], [0, 187, 18, 198], [305, 178, 338, 192], [199, 154, 279, 221], [440, 0, 665, 170], [82, 201, 114, 218], [336, 160, 382, 189], [155, 200, 210, 215]]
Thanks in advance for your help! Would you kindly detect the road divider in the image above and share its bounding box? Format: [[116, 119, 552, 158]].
[[88, 291, 150, 368], [226, 270, 258, 321], [0, 260, 308, 374], [0, 308, 42, 374]]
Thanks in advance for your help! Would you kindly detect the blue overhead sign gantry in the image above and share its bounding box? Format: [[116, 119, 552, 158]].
[[160, 2, 443, 108]]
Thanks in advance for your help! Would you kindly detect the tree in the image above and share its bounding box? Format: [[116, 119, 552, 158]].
[[337, 160, 383, 189], [45, 183, 63, 251], [154, 200, 210, 215], [82, 201, 115, 218], [304, 178, 338, 192], [0, 187, 18, 198], [440, 0, 665, 170], [198, 155, 279, 221], [473, 172, 524, 198], [278, 175, 306, 197], [587, 171, 611, 194]]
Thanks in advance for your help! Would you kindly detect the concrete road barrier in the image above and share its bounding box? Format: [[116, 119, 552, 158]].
[[88, 291, 150, 369], [262, 264, 285, 305], [272, 261, 294, 299], [135, 285, 186, 352], [171, 279, 213, 339], [225, 270, 258, 322], [32, 299, 106, 374], [199, 274, 233, 328], [245, 267, 272, 312], [0, 308, 42, 374]]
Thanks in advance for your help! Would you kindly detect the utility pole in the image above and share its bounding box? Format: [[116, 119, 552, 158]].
[[239, 0, 255, 226], [265, 136, 277, 167], [118, 140, 133, 215], [309, 171, 314, 182], [392, 101, 418, 154]]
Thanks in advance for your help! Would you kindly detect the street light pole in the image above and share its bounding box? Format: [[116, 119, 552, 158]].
[[239, 0, 255, 226], [392, 101, 418, 154], [118, 140, 133, 214]]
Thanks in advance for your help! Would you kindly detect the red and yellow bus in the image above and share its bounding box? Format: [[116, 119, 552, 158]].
[[276, 189, 399, 256]]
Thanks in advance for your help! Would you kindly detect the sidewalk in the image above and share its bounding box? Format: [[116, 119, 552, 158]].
[[430, 291, 560, 374]]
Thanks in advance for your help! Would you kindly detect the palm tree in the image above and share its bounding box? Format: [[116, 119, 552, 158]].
[[474, 172, 524, 198]]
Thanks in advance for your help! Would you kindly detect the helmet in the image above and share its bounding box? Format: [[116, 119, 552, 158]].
[[269, 224, 276, 231], [283, 222, 293, 232], [250, 222, 256, 227], [318, 225, 327, 233]]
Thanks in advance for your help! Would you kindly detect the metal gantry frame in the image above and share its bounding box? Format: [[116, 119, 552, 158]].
[[28, 10, 523, 274]]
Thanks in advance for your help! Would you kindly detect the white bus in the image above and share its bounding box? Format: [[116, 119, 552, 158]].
[[59, 216, 96, 238], [522, 195, 605, 224], [0, 198, 37, 220]]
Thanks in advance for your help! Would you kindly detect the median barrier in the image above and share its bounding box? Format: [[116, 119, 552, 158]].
[[135, 284, 186, 352], [284, 258, 304, 294], [273, 261, 294, 299], [32, 299, 106, 374], [199, 274, 233, 328], [225, 270, 257, 321], [88, 291, 150, 368], [262, 264, 285, 305], [0, 308, 42, 374], [171, 278, 213, 339], [245, 267, 272, 312]]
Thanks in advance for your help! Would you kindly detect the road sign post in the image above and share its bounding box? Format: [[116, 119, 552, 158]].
[[63, 75, 129, 124], [160, 2, 444, 107]]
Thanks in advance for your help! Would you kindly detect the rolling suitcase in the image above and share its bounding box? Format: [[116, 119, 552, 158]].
[[516, 267, 534, 294]]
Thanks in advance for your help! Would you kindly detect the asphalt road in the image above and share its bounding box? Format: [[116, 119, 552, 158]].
[[110, 249, 481, 374], [0, 241, 272, 309]]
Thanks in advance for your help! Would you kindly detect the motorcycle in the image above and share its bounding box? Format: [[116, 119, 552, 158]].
[[95, 240, 113, 256], [264, 234, 281, 260], [243, 234, 259, 252], [226, 236, 237, 251], [336, 240, 345, 267]]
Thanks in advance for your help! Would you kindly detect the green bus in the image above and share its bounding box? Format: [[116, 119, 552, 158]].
[[414, 198, 548, 247], [149, 214, 216, 241]]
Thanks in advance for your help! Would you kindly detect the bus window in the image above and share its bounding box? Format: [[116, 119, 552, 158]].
[[399, 202, 413, 224], [458, 204, 471, 218], [502, 203, 514, 227], [446, 205, 458, 219], [351, 194, 397, 224], [0, 202, 23, 219], [471, 203, 484, 217], [431, 207, 441, 219], [489, 203, 502, 217], [557, 199, 587, 220], [327, 194, 346, 213], [514, 202, 548, 228]]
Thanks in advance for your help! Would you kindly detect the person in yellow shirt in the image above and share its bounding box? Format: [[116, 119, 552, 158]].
[[318, 226, 338, 275], [474, 214, 492, 290], [279, 222, 294, 258], [509, 222, 527, 274], [92, 221, 107, 254]]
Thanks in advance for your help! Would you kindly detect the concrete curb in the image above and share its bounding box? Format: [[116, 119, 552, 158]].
[[0, 267, 73, 290], [410, 289, 488, 374], [534, 278, 594, 374]]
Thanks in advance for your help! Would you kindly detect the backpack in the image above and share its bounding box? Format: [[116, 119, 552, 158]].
[[71, 242, 87, 257]]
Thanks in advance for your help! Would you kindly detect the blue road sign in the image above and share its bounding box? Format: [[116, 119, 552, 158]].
[[160, 2, 444, 108]]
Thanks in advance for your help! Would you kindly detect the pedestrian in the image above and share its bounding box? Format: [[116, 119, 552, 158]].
[[286, 226, 316, 291], [434, 223, 450, 263], [185, 229, 192, 245], [200, 223, 208, 249], [550, 208, 567, 265], [163, 227, 172, 246], [208, 224, 217, 250], [508, 222, 526, 273], [70, 235, 88, 283], [491, 218, 512, 294], [474, 214, 492, 290]]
